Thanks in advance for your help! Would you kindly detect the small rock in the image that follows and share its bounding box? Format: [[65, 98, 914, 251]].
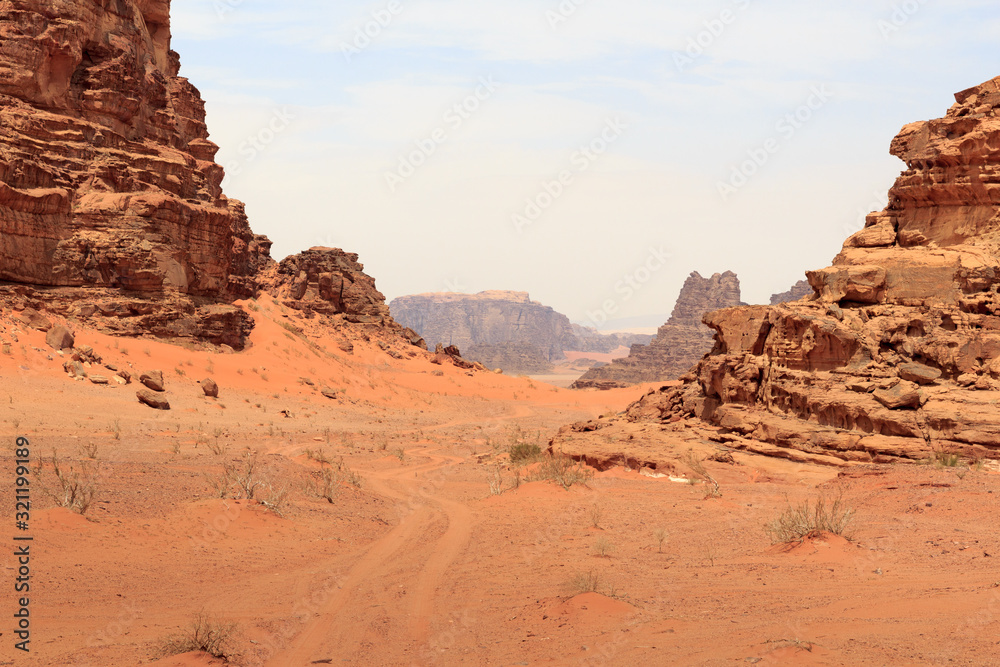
[[140, 370, 165, 392], [200, 378, 219, 398], [45, 325, 75, 351], [89, 375, 109, 385], [137, 389, 170, 410], [321, 387, 339, 400], [117, 369, 132, 384]]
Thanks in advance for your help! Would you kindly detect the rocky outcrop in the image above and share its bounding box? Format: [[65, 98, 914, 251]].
[[258, 247, 392, 324], [561, 76, 1000, 465], [572, 271, 744, 389], [389, 291, 649, 374], [770, 280, 812, 305]]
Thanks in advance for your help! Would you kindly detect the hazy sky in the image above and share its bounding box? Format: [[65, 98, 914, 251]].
[[172, 0, 998, 329]]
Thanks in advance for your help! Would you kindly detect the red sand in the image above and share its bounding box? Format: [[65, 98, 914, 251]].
[[2, 301, 999, 665]]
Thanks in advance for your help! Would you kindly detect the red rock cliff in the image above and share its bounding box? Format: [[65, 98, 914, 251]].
[[0, 1, 399, 349]]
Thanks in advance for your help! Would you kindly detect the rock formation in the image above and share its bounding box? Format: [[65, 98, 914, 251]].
[[561, 76, 1000, 465], [259, 247, 392, 324], [389, 291, 650, 374], [572, 271, 744, 389], [0, 1, 400, 351], [769, 280, 812, 305]]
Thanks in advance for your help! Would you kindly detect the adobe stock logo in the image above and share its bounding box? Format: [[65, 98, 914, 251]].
[[384, 77, 499, 193], [340, 1, 404, 62], [586, 246, 672, 328], [512, 118, 627, 234], [716, 85, 833, 201]]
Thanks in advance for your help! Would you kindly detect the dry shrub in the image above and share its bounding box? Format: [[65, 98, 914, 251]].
[[33, 451, 99, 515], [488, 462, 504, 496], [158, 612, 238, 660], [765, 494, 855, 544], [528, 453, 593, 490], [569, 570, 601, 594], [306, 457, 362, 503]]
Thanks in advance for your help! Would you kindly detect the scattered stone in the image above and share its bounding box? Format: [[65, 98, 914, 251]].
[[63, 360, 86, 379], [321, 387, 340, 400], [89, 375, 109, 385], [45, 325, 74, 351], [140, 370, 165, 392], [137, 389, 170, 410], [200, 378, 219, 397]]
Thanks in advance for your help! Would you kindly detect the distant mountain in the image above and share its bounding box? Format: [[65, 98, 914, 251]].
[[573, 271, 744, 389], [389, 291, 651, 374]]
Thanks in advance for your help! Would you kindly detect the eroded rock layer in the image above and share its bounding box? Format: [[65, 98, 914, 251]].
[[572, 271, 744, 389], [0, 0, 271, 346], [562, 77, 1000, 464]]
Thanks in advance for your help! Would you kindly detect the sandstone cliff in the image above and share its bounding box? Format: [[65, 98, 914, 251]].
[[557, 76, 1000, 465], [0, 1, 395, 350], [389, 291, 650, 374], [572, 271, 744, 389]]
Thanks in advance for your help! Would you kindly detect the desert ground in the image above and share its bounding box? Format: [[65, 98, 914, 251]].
[[2, 298, 1000, 667]]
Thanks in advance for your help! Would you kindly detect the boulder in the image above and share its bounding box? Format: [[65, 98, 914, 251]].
[[137, 389, 170, 410], [140, 371, 165, 392], [200, 378, 219, 398], [45, 326, 74, 351]]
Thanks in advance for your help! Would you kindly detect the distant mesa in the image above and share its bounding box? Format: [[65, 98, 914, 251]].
[[572, 271, 744, 389], [389, 291, 651, 375], [0, 2, 401, 350]]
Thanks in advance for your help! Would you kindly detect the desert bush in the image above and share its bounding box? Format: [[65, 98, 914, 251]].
[[569, 570, 601, 594], [305, 448, 332, 466], [528, 453, 593, 490], [589, 504, 603, 529], [593, 536, 615, 558], [509, 443, 543, 464], [934, 451, 962, 468], [765, 494, 855, 544], [260, 482, 289, 517], [682, 449, 721, 498], [228, 449, 265, 499], [33, 451, 99, 515], [158, 612, 238, 660], [488, 463, 504, 496], [306, 457, 362, 503], [654, 527, 668, 553], [80, 442, 99, 460]]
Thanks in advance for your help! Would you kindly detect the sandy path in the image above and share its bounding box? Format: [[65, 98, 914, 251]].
[[263, 444, 472, 665]]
